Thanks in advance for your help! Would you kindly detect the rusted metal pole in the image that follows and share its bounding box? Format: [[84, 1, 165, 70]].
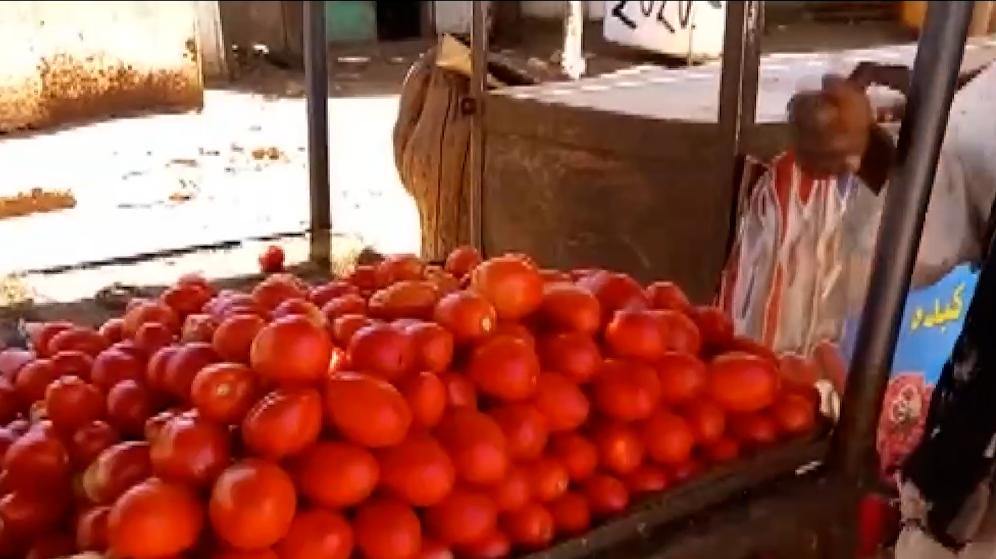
[[469, 1, 488, 253], [304, 0, 331, 266]]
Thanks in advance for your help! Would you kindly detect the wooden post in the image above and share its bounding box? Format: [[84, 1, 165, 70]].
[[469, 1, 488, 253], [562, 1, 586, 80], [304, 1, 330, 266]]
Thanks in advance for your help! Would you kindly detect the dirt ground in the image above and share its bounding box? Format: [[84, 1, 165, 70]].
[[0, 19, 914, 337]]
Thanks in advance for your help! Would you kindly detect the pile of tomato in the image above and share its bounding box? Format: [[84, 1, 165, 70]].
[[0, 247, 817, 559]]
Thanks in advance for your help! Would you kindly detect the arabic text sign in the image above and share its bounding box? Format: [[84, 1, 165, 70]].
[[602, 1, 727, 59]]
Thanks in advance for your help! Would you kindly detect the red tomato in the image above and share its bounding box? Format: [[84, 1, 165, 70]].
[[532, 371, 589, 432], [656, 352, 707, 404], [490, 322, 536, 350], [592, 359, 661, 422], [707, 353, 780, 413], [161, 283, 212, 318], [348, 324, 415, 382], [770, 393, 817, 435], [49, 350, 94, 380], [625, 464, 670, 494], [681, 399, 727, 444], [191, 362, 259, 425], [433, 292, 497, 344], [427, 488, 497, 546], [459, 530, 509, 559], [537, 332, 601, 384], [402, 371, 447, 428], [654, 309, 702, 355], [325, 372, 412, 448], [729, 336, 779, 364], [44, 376, 104, 433], [470, 256, 543, 321], [211, 314, 266, 364], [242, 387, 323, 459], [435, 408, 509, 486], [14, 359, 58, 404], [538, 283, 601, 335], [354, 498, 423, 559], [375, 254, 426, 287], [322, 294, 368, 321], [593, 422, 645, 475], [295, 441, 379, 508], [134, 322, 176, 354], [151, 414, 230, 487], [272, 299, 326, 328], [47, 327, 108, 357], [259, 245, 286, 274], [98, 319, 126, 344], [444, 246, 482, 279], [332, 314, 376, 346], [163, 342, 220, 401], [122, 301, 181, 339], [549, 492, 591, 536], [642, 410, 695, 465], [309, 281, 359, 307], [467, 337, 539, 402], [106, 380, 153, 436], [549, 433, 598, 482], [490, 468, 531, 512], [68, 420, 119, 467], [251, 275, 307, 312], [369, 281, 441, 320], [490, 404, 549, 461], [502, 502, 554, 549], [145, 346, 178, 392], [670, 458, 704, 483], [645, 281, 692, 313], [90, 349, 145, 392], [31, 322, 73, 357], [704, 437, 740, 463], [4, 427, 69, 490], [210, 459, 297, 551], [0, 379, 19, 425], [525, 457, 569, 502], [439, 372, 478, 409], [406, 322, 455, 373], [276, 509, 353, 559], [0, 489, 68, 541], [379, 433, 456, 507], [108, 478, 204, 559], [692, 306, 734, 352], [144, 409, 180, 443], [0, 348, 34, 380], [604, 310, 665, 361], [251, 316, 332, 384], [418, 539, 455, 559], [576, 271, 648, 323], [731, 413, 780, 448], [76, 505, 110, 551], [582, 475, 629, 517], [82, 441, 152, 504]]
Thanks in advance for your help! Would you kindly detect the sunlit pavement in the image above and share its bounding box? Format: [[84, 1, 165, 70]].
[[0, 88, 420, 276]]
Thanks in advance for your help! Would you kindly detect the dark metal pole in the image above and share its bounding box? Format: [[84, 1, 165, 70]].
[[304, 1, 331, 266], [469, 1, 488, 253]]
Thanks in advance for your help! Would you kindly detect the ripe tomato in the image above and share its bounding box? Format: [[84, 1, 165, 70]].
[[272, 298, 325, 327], [332, 314, 376, 346], [707, 353, 780, 413], [537, 332, 601, 384], [242, 387, 323, 459], [83, 441, 152, 504], [76, 505, 110, 551], [180, 314, 220, 344], [670, 458, 704, 483], [68, 420, 119, 466], [163, 342, 219, 401], [645, 281, 692, 313], [322, 294, 368, 321], [98, 318, 126, 344], [427, 488, 497, 546], [490, 468, 531, 512], [439, 372, 478, 409], [108, 478, 204, 558], [354, 498, 423, 559], [436, 408, 509, 486], [593, 422, 645, 475], [0, 348, 34, 380], [729, 336, 779, 365], [44, 376, 104, 433], [642, 410, 695, 465], [26, 532, 73, 559], [276, 509, 353, 559], [549, 492, 591, 536], [49, 350, 94, 380], [210, 550, 279, 559], [433, 291, 497, 344], [576, 271, 648, 322], [369, 281, 441, 320], [490, 322, 536, 350], [106, 380, 154, 436], [467, 336, 540, 401], [0, 379, 19, 425], [704, 437, 740, 463], [625, 464, 670, 494], [731, 413, 780, 448], [15, 359, 58, 404], [211, 314, 266, 364], [375, 254, 426, 287], [31, 322, 73, 357], [190, 362, 258, 424], [4, 427, 69, 490], [348, 323, 415, 382], [295, 440, 378, 508], [406, 322, 455, 374], [250, 316, 332, 385], [604, 310, 665, 361], [134, 322, 176, 354], [654, 309, 702, 355], [592, 359, 661, 422], [151, 414, 230, 487], [525, 457, 569, 502], [419, 539, 455, 559], [309, 281, 359, 307], [533, 372, 590, 432], [459, 530, 509, 559], [122, 301, 181, 339], [251, 275, 308, 312], [211, 460, 297, 550], [770, 393, 816, 436], [549, 433, 598, 482], [657, 352, 707, 405], [161, 283, 212, 318], [379, 433, 456, 507], [0, 490, 67, 545], [692, 306, 734, 352], [681, 399, 726, 444], [47, 327, 108, 357], [470, 256, 543, 321], [538, 283, 601, 335], [445, 246, 482, 278], [490, 403, 549, 461], [402, 371, 447, 428], [582, 475, 629, 517], [91, 348, 145, 393], [145, 346, 178, 392], [258, 245, 285, 274], [502, 502, 554, 550], [325, 372, 412, 448]]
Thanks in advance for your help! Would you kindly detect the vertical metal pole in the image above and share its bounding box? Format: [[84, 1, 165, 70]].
[[305, 1, 331, 266], [469, 1, 488, 253]]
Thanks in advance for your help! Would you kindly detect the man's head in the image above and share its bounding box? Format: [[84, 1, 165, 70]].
[[788, 75, 875, 178]]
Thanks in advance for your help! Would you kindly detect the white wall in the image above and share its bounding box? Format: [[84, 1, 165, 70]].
[[433, 1, 604, 34]]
